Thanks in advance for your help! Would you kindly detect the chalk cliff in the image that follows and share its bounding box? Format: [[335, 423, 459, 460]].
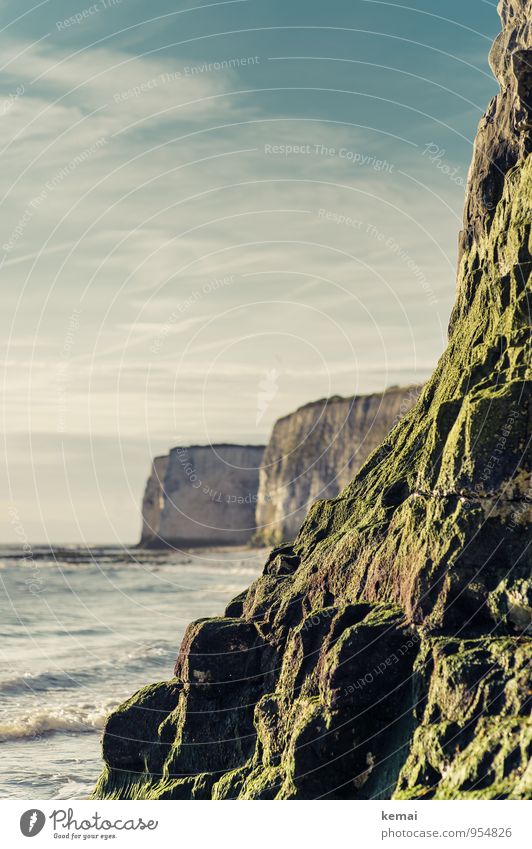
[[254, 387, 421, 546], [140, 445, 264, 548], [95, 0, 531, 800], [140, 455, 169, 546]]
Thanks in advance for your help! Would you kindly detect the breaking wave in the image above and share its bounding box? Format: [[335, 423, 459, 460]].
[[0, 705, 113, 742]]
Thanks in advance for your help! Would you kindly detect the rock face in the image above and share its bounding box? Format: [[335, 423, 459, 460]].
[[254, 387, 421, 546], [95, 0, 531, 801], [139, 445, 264, 548], [140, 455, 169, 546]]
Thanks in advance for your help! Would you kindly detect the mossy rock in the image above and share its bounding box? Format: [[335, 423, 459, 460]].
[[394, 638, 532, 799]]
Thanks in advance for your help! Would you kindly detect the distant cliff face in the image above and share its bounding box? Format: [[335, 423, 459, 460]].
[[140, 455, 169, 546], [140, 445, 264, 548], [255, 387, 421, 546], [96, 0, 531, 801]]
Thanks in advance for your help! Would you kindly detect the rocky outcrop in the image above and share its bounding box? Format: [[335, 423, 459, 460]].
[[140, 445, 264, 548], [458, 0, 532, 267], [254, 387, 421, 546], [95, 0, 531, 800]]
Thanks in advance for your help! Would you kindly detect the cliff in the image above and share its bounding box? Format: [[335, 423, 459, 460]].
[[95, 0, 531, 800], [254, 387, 421, 546], [140, 445, 265, 548], [140, 455, 169, 546], [140, 388, 418, 549]]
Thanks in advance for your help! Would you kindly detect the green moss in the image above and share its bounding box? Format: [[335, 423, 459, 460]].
[[394, 637, 532, 799], [395, 718, 531, 800]]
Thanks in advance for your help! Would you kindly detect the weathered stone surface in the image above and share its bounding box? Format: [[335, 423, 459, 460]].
[[457, 0, 532, 269], [395, 639, 532, 799], [254, 387, 421, 547], [139, 444, 265, 548], [94, 0, 532, 800]]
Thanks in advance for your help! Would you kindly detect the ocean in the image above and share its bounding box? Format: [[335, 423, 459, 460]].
[[0, 545, 266, 800]]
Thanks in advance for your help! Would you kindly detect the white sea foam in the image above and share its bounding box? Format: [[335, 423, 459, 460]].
[[53, 779, 96, 800], [0, 704, 116, 742]]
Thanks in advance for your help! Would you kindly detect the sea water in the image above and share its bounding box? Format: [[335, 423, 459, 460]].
[[0, 545, 266, 799]]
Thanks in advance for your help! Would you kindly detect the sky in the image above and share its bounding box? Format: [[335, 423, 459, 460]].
[[0, 0, 502, 543]]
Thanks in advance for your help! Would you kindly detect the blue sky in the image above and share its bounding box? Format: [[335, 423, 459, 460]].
[[1, 0, 501, 542]]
